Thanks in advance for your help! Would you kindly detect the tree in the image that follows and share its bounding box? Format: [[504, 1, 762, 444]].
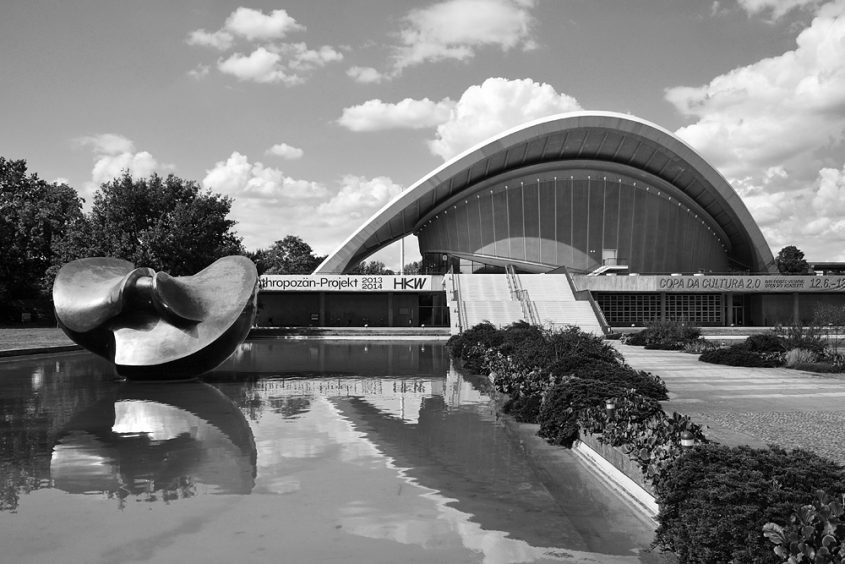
[[348, 260, 394, 275], [775, 245, 809, 275], [403, 261, 421, 274], [255, 235, 325, 274], [0, 158, 83, 304], [57, 172, 244, 277]]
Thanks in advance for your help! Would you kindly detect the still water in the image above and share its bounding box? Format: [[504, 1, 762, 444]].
[[0, 340, 664, 563]]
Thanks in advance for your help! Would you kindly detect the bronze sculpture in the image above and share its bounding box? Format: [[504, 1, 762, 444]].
[[53, 256, 258, 379]]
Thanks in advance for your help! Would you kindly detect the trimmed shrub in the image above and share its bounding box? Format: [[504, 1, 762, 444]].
[[627, 319, 701, 350], [502, 394, 543, 423], [746, 332, 786, 353], [446, 321, 502, 360], [699, 345, 783, 367], [537, 377, 625, 447], [567, 361, 668, 401], [653, 445, 845, 564]]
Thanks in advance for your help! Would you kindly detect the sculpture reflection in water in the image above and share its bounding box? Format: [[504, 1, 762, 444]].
[[50, 381, 257, 507], [52, 256, 258, 380]]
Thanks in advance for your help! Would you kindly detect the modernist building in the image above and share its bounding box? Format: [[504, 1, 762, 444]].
[[317, 111, 774, 277], [258, 112, 845, 329]]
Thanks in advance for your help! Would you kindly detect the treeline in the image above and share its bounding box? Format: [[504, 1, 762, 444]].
[[0, 158, 413, 323]]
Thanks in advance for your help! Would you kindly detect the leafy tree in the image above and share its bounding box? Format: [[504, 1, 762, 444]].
[[776, 245, 809, 275], [55, 172, 243, 278], [255, 235, 325, 274], [403, 260, 421, 274], [0, 158, 83, 303], [348, 260, 394, 275]]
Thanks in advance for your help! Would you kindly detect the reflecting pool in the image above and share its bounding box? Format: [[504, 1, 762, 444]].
[[0, 340, 667, 563]]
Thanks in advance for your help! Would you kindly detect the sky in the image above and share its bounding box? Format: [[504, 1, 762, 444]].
[[2, 0, 845, 269]]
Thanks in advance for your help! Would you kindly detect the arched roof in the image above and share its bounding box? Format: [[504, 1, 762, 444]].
[[315, 111, 775, 274]]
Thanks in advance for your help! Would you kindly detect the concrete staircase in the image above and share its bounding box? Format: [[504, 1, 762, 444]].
[[445, 271, 605, 336], [445, 274, 525, 333], [516, 274, 604, 335]]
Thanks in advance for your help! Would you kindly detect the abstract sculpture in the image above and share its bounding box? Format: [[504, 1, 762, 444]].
[[53, 256, 258, 379]]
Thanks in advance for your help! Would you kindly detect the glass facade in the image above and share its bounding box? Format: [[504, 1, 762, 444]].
[[595, 292, 726, 326]]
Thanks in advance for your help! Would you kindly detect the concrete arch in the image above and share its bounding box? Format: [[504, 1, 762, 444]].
[[315, 111, 775, 274]]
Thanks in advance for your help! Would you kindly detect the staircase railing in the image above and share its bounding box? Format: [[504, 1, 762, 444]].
[[506, 265, 540, 326], [448, 268, 468, 333], [559, 265, 610, 336]]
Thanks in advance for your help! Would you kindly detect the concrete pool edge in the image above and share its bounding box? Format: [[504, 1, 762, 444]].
[[571, 439, 659, 519]]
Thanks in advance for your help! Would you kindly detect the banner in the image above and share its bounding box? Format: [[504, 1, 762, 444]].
[[576, 274, 845, 293], [259, 275, 442, 292]]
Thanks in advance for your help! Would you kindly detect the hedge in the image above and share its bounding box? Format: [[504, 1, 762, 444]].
[[448, 322, 845, 563]]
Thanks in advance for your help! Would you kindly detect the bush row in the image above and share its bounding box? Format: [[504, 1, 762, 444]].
[[448, 322, 845, 563], [623, 320, 845, 373]]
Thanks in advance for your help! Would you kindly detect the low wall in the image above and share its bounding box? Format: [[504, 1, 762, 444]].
[[573, 434, 659, 518]]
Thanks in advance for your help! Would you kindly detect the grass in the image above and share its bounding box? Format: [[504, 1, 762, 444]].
[[0, 327, 73, 351]]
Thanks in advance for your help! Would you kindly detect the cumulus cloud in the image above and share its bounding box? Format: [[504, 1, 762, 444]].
[[317, 175, 404, 223], [338, 97, 455, 131], [428, 77, 582, 160], [188, 63, 211, 79], [216, 43, 342, 84], [223, 7, 304, 41], [347, 66, 385, 84], [74, 133, 169, 204], [392, 0, 537, 72], [667, 0, 845, 259], [186, 29, 233, 51], [218, 47, 289, 84], [202, 152, 403, 253], [266, 143, 304, 160], [187, 8, 302, 49], [737, 0, 821, 18], [337, 77, 581, 154], [187, 7, 340, 85], [203, 152, 326, 201]]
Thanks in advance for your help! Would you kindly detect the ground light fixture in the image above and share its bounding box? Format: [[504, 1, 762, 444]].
[[680, 430, 695, 448], [605, 399, 616, 418]]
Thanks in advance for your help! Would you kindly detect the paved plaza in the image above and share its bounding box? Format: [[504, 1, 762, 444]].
[[616, 343, 845, 465]]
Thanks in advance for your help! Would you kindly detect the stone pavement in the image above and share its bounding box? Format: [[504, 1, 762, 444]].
[[614, 343, 845, 465]]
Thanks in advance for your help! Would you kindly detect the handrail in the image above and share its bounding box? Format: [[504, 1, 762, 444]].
[[560, 265, 610, 336], [506, 265, 540, 325], [449, 270, 468, 333]]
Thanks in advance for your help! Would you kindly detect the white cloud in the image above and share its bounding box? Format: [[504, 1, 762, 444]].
[[317, 175, 404, 224], [217, 44, 343, 85], [186, 29, 234, 51], [203, 152, 326, 201], [737, 0, 821, 19], [202, 152, 403, 253], [267, 143, 304, 160], [187, 8, 302, 49], [667, 0, 845, 260], [224, 7, 304, 41], [347, 66, 385, 84], [338, 97, 455, 131], [428, 77, 582, 160], [188, 63, 210, 79], [392, 0, 537, 72], [218, 47, 290, 84], [77, 133, 136, 155], [187, 8, 339, 85], [74, 134, 169, 204]]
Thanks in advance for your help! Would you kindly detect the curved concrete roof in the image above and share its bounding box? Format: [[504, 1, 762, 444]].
[[316, 111, 775, 274]]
